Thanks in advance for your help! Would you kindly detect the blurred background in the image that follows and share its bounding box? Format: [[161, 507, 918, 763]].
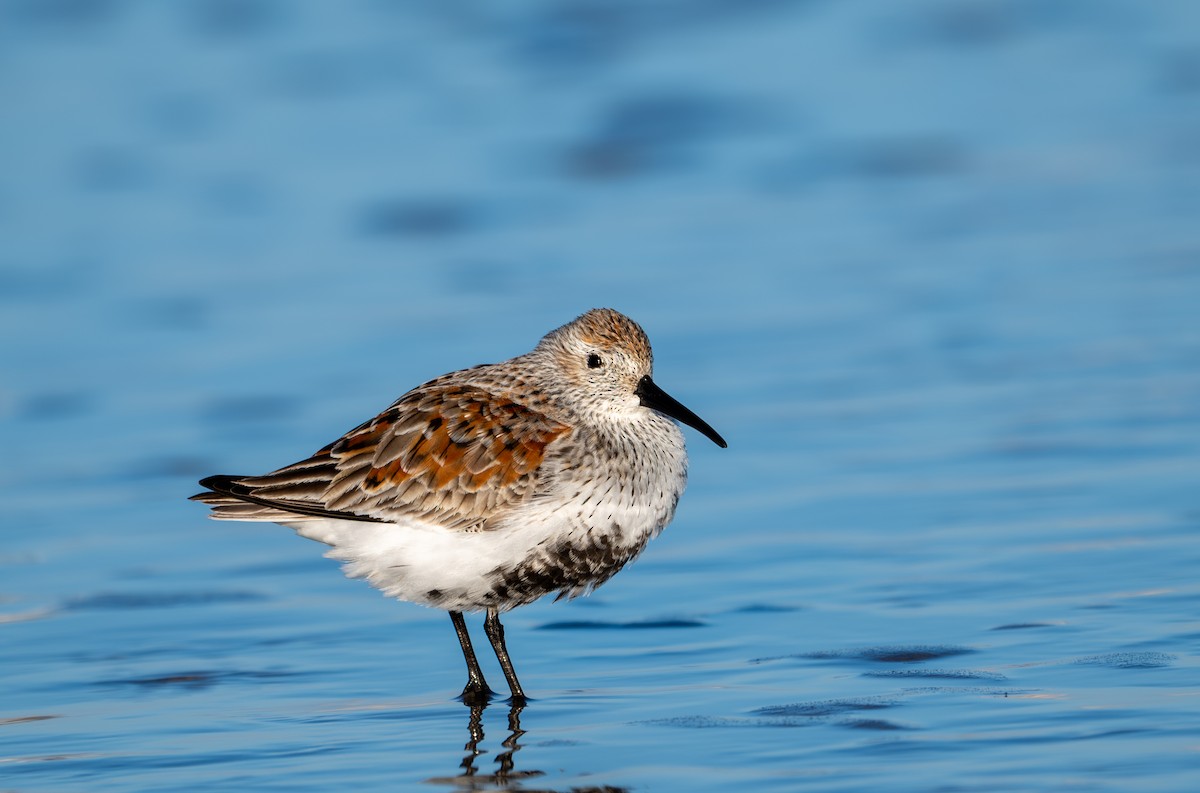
[[3, 1, 1199, 791]]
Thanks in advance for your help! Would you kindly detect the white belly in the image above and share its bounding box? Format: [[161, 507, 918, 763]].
[[285, 415, 691, 611], [287, 431, 688, 612]]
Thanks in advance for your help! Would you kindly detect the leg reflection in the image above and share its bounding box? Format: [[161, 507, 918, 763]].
[[439, 699, 539, 787], [493, 701, 526, 779], [459, 701, 486, 778], [430, 700, 630, 791]]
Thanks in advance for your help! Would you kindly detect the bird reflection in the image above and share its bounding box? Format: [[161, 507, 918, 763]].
[[425, 700, 628, 792]]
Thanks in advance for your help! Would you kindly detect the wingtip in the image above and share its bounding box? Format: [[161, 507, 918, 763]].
[[190, 471, 386, 524], [191, 474, 245, 503]]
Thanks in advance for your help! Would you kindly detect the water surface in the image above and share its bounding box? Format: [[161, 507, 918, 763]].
[[3, 1, 1200, 790]]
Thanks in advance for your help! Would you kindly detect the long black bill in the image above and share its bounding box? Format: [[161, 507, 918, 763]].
[[636, 375, 728, 448]]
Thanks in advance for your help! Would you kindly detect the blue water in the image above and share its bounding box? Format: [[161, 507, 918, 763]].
[[4, 1, 1200, 790]]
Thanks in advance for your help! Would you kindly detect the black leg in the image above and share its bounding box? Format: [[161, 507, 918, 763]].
[[451, 611, 493, 704], [483, 608, 527, 703]]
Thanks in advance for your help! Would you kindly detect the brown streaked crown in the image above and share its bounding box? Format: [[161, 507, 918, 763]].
[[540, 308, 654, 368]]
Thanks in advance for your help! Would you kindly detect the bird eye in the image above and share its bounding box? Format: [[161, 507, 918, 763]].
[[587, 353, 603, 369]]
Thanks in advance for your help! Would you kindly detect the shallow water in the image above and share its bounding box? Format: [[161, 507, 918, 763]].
[[3, 1, 1200, 791]]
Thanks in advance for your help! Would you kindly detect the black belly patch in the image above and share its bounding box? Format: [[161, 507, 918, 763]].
[[485, 529, 644, 608]]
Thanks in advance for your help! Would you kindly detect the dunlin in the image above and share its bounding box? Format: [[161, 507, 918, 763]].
[[192, 308, 726, 703]]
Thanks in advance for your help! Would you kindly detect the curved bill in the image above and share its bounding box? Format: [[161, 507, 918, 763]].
[[636, 375, 728, 448]]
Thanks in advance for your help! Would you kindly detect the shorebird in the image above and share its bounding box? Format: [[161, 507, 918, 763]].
[[192, 308, 726, 703]]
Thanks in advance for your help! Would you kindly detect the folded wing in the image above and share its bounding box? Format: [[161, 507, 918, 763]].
[[191, 383, 570, 530]]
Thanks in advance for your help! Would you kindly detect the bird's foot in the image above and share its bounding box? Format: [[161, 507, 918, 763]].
[[458, 682, 498, 707]]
